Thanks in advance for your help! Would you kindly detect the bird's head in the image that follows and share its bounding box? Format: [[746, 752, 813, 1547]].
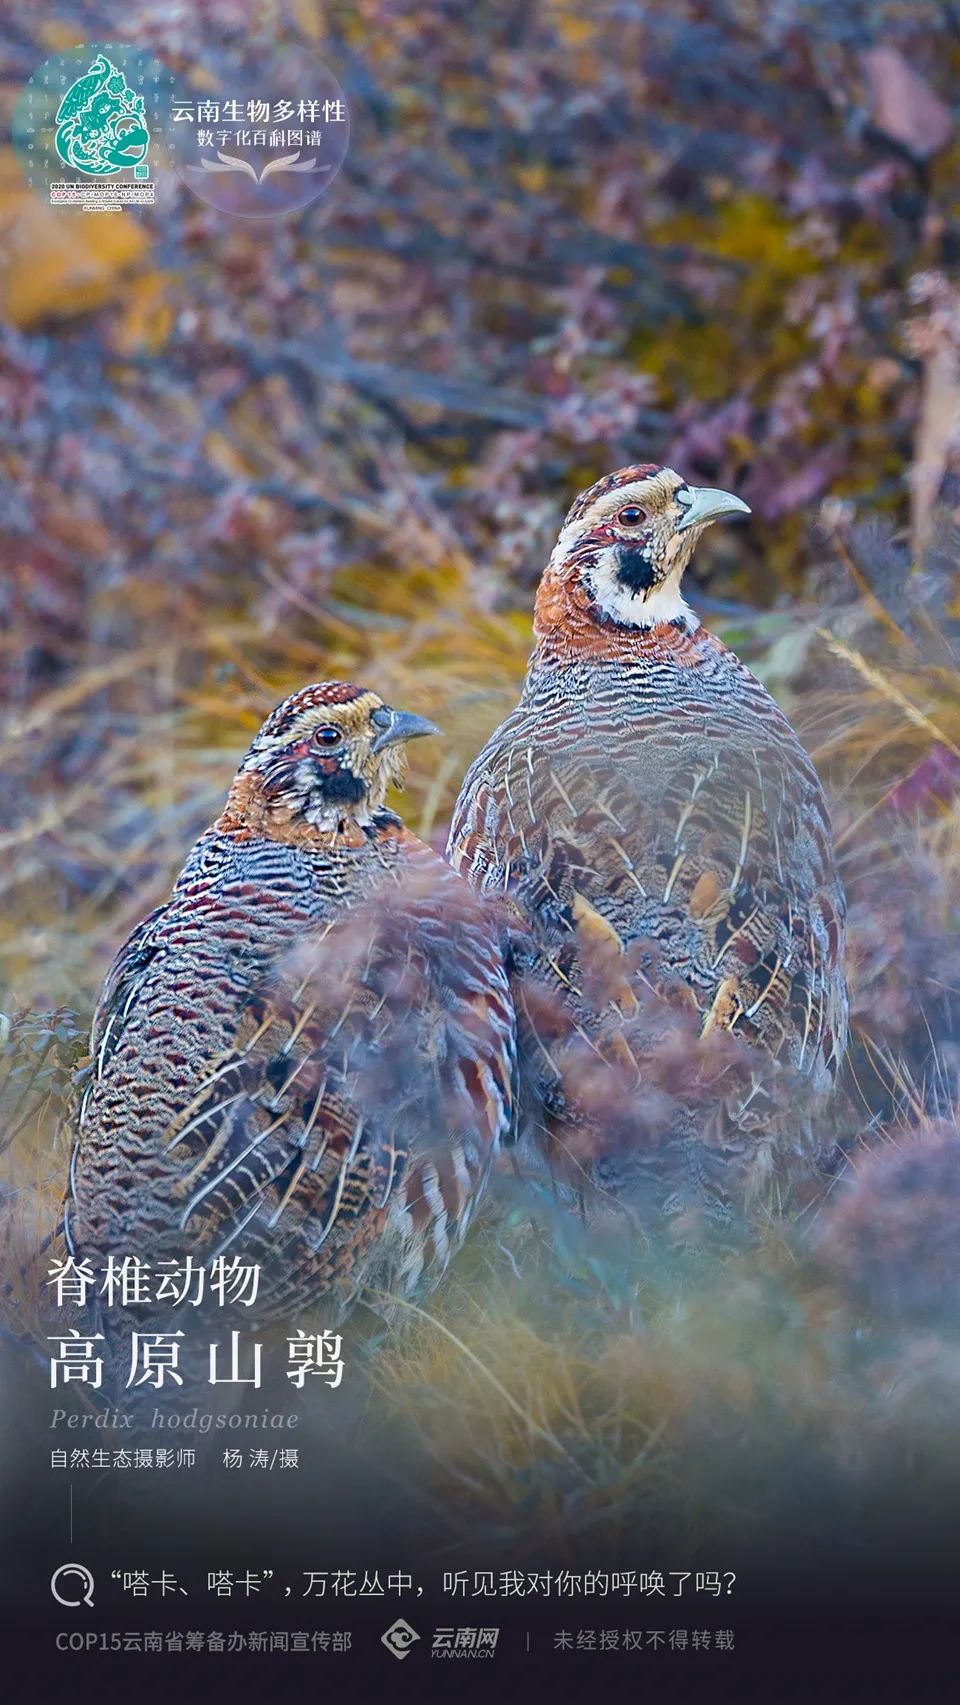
[[233, 682, 439, 835], [538, 463, 750, 637]]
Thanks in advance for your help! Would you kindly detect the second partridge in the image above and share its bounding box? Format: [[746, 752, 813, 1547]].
[[449, 464, 847, 1231], [68, 681, 517, 1360]]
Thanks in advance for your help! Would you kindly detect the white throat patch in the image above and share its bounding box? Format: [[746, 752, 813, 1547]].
[[305, 801, 372, 830], [582, 545, 699, 631]]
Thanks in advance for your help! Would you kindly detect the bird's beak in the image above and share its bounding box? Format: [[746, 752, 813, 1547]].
[[371, 708, 441, 753], [675, 485, 751, 533]]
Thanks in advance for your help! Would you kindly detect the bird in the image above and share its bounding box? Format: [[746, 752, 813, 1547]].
[[448, 463, 848, 1238], [66, 680, 517, 1381]]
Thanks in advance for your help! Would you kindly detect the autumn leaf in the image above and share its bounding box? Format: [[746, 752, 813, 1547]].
[[0, 149, 148, 328]]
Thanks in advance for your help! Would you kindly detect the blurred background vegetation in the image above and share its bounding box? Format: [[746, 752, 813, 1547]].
[[3, 0, 960, 1558]]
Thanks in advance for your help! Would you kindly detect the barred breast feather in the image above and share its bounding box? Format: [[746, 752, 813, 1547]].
[[449, 574, 847, 1227], [69, 820, 516, 1318]]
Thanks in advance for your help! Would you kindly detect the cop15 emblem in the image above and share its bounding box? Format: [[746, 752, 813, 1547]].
[[13, 43, 170, 209], [54, 53, 150, 177]]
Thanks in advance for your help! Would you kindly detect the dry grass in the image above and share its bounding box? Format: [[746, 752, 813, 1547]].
[[5, 540, 960, 1549]]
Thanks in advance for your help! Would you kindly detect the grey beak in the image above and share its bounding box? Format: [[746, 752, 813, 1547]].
[[371, 708, 441, 753], [675, 485, 751, 532]]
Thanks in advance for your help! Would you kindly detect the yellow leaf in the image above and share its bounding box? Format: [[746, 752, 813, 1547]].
[[290, 0, 325, 39], [515, 164, 548, 194], [0, 149, 148, 328], [110, 271, 175, 355], [203, 430, 257, 479], [38, 22, 81, 49], [556, 16, 596, 45]]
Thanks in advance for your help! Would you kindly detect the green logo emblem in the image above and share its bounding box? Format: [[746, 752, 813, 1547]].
[[54, 53, 150, 177]]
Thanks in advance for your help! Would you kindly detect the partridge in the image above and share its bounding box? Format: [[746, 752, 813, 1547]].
[[67, 682, 516, 1331], [448, 464, 847, 1232]]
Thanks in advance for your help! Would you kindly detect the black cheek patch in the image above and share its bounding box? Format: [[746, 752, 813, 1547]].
[[318, 766, 367, 805], [614, 541, 657, 594]]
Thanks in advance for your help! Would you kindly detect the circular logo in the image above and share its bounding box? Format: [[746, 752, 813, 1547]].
[[13, 42, 350, 220], [164, 42, 349, 219], [13, 45, 174, 211]]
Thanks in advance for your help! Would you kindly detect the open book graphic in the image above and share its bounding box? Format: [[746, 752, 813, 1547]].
[[190, 150, 332, 183]]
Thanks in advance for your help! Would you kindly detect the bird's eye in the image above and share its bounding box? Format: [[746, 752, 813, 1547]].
[[617, 505, 647, 527], [312, 725, 342, 748]]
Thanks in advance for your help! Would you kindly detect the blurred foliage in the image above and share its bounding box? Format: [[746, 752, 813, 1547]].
[[2, 0, 960, 1552], [1, 2, 960, 1006], [0, 1006, 85, 1157]]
